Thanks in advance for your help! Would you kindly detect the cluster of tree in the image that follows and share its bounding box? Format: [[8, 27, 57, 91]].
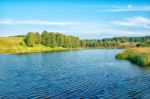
[[102, 36, 150, 43], [25, 32, 41, 47], [24, 31, 80, 48], [102, 36, 150, 47], [80, 40, 120, 48], [80, 36, 150, 48], [24, 31, 150, 48]]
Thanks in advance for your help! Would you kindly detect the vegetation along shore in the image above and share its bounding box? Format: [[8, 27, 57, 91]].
[[116, 48, 150, 66], [0, 31, 150, 55], [0, 31, 150, 67]]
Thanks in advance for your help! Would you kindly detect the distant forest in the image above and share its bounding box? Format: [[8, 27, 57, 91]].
[[15, 31, 150, 48]]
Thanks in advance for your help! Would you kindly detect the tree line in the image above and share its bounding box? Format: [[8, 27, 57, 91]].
[[80, 36, 150, 48], [24, 31, 150, 48], [24, 31, 80, 48]]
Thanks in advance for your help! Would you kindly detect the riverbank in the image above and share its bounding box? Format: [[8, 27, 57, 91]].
[[116, 48, 150, 66], [0, 37, 81, 54]]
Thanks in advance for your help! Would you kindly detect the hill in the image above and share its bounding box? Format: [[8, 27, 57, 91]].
[[0, 37, 75, 53]]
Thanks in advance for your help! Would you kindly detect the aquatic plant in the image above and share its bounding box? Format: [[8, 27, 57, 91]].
[[116, 48, 150, 66]]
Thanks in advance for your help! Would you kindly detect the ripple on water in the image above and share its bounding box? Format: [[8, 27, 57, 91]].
[[1, 73, 150, 98], [0, 49, 150, 98]]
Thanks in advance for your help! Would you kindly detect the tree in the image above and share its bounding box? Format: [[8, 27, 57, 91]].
[[35, 32, 41, 44], [41, 31, 50, 46], [26, 32, 36, 47], [24, 31, 150, 48]]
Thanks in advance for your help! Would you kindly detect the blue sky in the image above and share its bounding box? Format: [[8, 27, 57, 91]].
[[0, 0, 150, 39]]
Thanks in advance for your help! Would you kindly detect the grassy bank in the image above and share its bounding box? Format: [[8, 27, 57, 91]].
[[116, 48, 150, 66], [0, 37, 81, 54]]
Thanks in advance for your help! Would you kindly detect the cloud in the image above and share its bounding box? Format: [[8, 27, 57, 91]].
[[53, 22, 150, 38], [0, 19, 149, 38], [111, 16, 150, 28], [104, 5, 150, 12], [0, 19, 75, 26]]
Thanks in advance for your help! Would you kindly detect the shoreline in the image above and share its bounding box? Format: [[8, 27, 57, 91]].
[[0, 47, 83, 54], [116, 48, 150, 67], [0, 47, 123, 54]]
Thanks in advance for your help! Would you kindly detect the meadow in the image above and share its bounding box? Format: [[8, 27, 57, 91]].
[[0, 37, 78, 53]]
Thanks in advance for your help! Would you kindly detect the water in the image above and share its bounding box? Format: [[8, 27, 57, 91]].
[[0, 49, 150, 99]]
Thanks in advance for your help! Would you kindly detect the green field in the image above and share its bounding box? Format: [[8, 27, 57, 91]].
[[0, 37, 80, 53], [116, 48, 150, 66]]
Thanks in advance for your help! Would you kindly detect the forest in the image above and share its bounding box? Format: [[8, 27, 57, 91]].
[[23, 31, 150, 48]]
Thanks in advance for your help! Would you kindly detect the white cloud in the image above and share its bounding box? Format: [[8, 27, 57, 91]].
[[106, 5, 150, 12], [53, 22, 150, 38], [0, 19, 75, 26], [111, 16, 150, 28], [0, 19, 149, 38]]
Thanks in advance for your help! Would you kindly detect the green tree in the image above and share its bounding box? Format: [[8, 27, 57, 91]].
[[41, 31, 50, 46], [35, 32, 41, 44], [26, 32, 36, 47]]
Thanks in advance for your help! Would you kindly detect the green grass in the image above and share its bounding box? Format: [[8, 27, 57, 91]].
[[0, 37, 81, 54], [116, 48, 150, 66]]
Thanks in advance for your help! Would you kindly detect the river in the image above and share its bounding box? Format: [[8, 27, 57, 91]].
[[0, 49, 150, 98]]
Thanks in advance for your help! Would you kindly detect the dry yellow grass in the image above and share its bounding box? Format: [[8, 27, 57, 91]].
[[0, 37, 23, 48], [126, 48, 150, 54], [0, 37, 25, 53]]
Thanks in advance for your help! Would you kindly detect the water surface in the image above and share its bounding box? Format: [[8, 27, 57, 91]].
[[0, 49, 150, 98]]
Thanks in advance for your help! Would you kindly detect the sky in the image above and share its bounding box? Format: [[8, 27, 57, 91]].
[[0, 0, 150, 39]]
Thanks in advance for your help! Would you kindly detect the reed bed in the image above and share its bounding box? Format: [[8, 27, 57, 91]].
[[116, 48, 150, 66]]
